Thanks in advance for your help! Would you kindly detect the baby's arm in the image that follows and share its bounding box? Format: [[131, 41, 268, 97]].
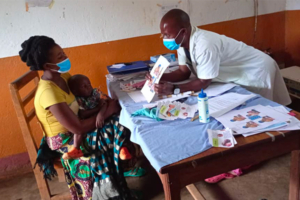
[[95, 99, 121, 128], [96, 101, 108, 128], [78, 104, 102, 119], [102, 99, 121, 118], [78, 98, 107, 119]]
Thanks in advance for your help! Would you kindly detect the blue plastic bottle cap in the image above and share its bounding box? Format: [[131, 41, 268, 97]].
[[198, 89, 207, 98]]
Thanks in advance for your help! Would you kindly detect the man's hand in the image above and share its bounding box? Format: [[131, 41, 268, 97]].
[[145, 72, 152, 81], [154, 81, 174, 95]]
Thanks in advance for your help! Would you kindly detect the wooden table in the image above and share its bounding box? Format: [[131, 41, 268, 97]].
[[158, 111, 300, 200]]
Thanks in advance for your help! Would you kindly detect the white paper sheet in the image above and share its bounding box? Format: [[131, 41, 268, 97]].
[[243, 117, 300, 137], [241, 122, 288, 137], [171, 81, 237, 96], [110, 64, 125, 69], [203, 83, 237, 97], [209, 93, 256, 118], [208, 128, 236, 148], [272, 117, 300, 131], [265, 105, 290, 114], [141, 56, 170, 103], [143, 91, 193, 108], [216, 105, 291, 134], [127, 91, 146, 103]]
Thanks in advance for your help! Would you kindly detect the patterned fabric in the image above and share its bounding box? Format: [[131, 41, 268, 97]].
[[46, 134, 63, 150], [52, 115, 130, 200], [35, 137, 61, 180], [76, 88, 101, 110], [62, 157, 93, 200], [86, 115, 131, 199]]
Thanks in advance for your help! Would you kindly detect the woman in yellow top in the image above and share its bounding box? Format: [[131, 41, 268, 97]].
[[19, 36, 133, 200]]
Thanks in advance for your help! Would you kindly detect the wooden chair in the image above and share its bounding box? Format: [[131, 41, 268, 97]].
[[9, 70, 70, 200]]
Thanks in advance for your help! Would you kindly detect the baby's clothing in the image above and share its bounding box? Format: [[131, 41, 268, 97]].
[[76, 88, 101, 110]]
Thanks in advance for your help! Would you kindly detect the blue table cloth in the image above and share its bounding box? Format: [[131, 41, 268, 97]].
[[107, 79, 289, 171]]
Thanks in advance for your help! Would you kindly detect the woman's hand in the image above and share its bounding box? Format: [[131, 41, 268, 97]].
[[96, 112, 105, 128], [99, 99, 107, 107], [109, 99, 121, 114], [104, 99, 119, 114], [49, 102, 97, 135]]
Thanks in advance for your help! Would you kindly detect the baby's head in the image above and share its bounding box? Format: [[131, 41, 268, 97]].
[[68, 74, 93, 97]]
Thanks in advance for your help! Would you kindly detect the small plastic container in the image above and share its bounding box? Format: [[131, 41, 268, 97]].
[[198, 89, 210, 123]]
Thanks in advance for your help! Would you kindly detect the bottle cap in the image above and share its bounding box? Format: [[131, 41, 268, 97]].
[[198, 89, 207, 98]]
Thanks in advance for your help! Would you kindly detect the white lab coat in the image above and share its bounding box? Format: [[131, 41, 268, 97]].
[[177, 26, 291, 105]]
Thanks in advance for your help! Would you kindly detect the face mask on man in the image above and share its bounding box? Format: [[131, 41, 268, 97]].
[[48, 58, 71, 73], [163, 29, 185, 50]]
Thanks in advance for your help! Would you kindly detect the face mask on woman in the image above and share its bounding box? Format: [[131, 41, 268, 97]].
[[163, 29, 185, 51], [48, 58, 71, 73]]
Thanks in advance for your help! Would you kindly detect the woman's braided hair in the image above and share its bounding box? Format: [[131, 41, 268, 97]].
[[19, 36, 56, 71]]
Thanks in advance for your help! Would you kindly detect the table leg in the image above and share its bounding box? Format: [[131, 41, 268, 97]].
[[289, 150, 300, 200], [186, 184, 206, 200], [159, 173, 181, 200]]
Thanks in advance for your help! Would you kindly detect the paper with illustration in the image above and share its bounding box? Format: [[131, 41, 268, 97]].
[[216, 105, 291, 134], [243, 117, 300, 137], [207, 128, 236, 148], [209, 93, 256, 118], [141, 56, 170, 103], [157, 101, 197, 120]]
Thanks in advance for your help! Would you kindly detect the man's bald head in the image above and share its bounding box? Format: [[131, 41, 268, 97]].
[[161, 9, 191, 30], [160, 9, 191, 49]]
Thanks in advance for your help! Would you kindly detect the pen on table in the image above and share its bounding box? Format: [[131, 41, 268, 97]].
[[191, 115, 199, 122]]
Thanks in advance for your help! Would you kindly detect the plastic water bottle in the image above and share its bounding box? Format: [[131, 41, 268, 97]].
[[198, 89, 210, 123]]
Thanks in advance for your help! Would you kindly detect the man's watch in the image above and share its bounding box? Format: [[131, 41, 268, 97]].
[[173, 85, 180, 95]]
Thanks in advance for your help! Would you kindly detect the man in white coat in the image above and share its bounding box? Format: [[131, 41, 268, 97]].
[[152, 9, 291, 105]]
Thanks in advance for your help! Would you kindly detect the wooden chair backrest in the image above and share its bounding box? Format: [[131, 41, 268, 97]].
[[9, 70, 40, 166]]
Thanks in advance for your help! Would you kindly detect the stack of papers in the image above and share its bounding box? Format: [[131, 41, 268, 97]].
[[107, 61, 148, 74], [192, 92, 256, 121], [242, 105, 300, 137], [215, 105, 300, 137], [120, 79, 146, 91], [140, 83, 239, 108], [196, 83, 237, 97], [208, 93, 256, 118], [106, 71, 147, 82], [208, 128, 237, 148]]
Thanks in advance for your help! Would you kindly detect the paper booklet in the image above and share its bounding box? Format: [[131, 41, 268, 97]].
[[141, 56, 170, 103]]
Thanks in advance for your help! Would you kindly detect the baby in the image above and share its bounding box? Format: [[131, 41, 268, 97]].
[[62, 74, 131, 160]]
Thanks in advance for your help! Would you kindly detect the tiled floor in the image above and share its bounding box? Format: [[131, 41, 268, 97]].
[[0, 153, 291, 200]]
